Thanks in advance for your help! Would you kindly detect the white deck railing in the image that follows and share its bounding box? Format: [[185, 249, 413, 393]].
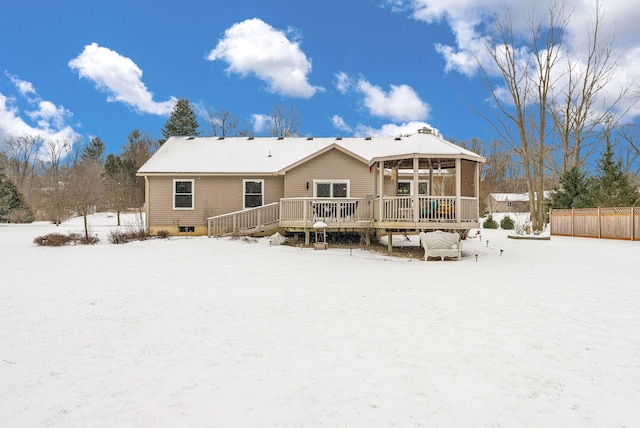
[[207, 196, 479, 236], [207, 202, 280, 237], [377, 196, 478, 223], [280, 198, 372, 228]]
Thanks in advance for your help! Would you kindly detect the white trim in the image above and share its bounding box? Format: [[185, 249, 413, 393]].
[[397, 180, 429, 195], [313, 179, 350, 198], [173, 179, 194, 210], [243, 179, 264, 209]]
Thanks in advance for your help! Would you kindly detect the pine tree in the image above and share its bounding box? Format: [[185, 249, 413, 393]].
[[591, 141, 638, 207], [549, 166, 593, 209], [160, 99, 200, 144], [0, 165, 34, 223], [81, 137, 106, 162]]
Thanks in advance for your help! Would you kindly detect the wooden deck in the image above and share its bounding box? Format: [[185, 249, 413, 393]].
[[207, 196, 479, 238]]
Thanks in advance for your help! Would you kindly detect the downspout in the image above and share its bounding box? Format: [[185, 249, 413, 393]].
[[475, 161, 480, 223], [144, 176, 150, 233]]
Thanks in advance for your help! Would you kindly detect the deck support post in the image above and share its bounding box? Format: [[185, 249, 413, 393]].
[[304, 228, 310, 246], [388, 231, 393, 252]]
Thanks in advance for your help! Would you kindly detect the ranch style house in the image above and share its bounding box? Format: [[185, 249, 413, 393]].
[[137, 128, 486, 246]]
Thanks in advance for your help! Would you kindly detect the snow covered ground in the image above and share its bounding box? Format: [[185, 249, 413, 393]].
[[1, 213, 639, 427]]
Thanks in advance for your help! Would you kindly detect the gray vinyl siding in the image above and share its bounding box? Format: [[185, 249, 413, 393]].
[[147, 175, 284, 228], [285, 148, 373, 198]]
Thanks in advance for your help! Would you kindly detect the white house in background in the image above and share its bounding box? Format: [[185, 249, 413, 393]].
[[137, 129, 486, 245], [487, 192, 553, 213]]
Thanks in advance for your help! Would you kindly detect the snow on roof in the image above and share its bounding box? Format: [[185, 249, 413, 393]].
[[490, 192, 553, 202], [137, 133, 485, 175], [491, 193, 531, 202]]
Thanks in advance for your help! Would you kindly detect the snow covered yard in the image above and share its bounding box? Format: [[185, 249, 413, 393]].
[[1, 213, 640, 427]]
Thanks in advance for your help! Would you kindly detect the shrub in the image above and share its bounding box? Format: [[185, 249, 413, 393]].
[[500, 215, 515, 230], [483, 215, 498, 229], [33, 233, 74, 246], [7, 208, 34, 224], [34, 232, 100, 246], [109, 229, 150, 244], [156, 230, 170, 239]]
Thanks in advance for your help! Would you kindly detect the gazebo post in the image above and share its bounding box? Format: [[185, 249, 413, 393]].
[[413, 156, 419, 223], [378, 160, 384, 222], [455, 158, 462, 224]]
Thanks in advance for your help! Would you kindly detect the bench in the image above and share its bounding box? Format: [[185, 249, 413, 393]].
[[419, 230, 462, 261]]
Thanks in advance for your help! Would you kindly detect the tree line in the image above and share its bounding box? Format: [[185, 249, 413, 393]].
[[0, 100, 302, 237]]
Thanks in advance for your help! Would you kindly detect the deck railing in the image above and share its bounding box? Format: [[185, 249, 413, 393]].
[[207, 202, 280, 237], [280, 198, 372, 228], [208, 196, 479, 236], [376, 196, 478, 223]]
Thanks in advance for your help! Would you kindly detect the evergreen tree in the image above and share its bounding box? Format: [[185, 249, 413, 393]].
[[549, 166, 593, 209], [590, 142, 638, 207], [81, 137, 106, 162], [160, 98, 200, 144], [0, 165, 34, 223], [104, 154, 136, 225]]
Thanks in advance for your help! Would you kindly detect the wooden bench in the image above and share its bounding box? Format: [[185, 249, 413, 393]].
[[419, 230, 462, 261]]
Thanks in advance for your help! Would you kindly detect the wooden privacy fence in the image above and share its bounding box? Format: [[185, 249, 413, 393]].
[[550, 207, 640, 240]]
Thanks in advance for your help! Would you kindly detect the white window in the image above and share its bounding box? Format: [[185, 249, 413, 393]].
[[314, 180, 349, 198], [244, 179, 264, 208], [173, 179, 194, 210], [397, 181, 429, 195]]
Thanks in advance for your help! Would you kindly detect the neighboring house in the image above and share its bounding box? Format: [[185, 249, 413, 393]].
[[487, 192, 553, 213], [137, 129, 486, 244]]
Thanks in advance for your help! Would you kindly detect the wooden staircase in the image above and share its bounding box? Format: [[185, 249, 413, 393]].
[[207, 202, 281, 237]]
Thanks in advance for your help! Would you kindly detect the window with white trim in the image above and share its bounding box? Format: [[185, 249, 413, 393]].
[[397, 181, 429, 196], [314, 180, 349, 198], [173, 179, 194, 209], [243, 179, 264, 208]]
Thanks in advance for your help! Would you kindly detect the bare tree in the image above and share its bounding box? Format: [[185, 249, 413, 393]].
[[269, 105, 301, 137], [477, 4, 565, 230], [205, 109, 241, 137], [38, 139, 72, 225], [551, 0, 629, 174], [66, 158, 105, 241], [2, 135, 43, 200]]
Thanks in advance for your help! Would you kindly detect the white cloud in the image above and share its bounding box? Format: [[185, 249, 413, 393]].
[[252, 113, 271, 134], [331, 115, 352, 133], [354, 121, 441, 138], [0, 74, 80, 155], [0, 92, 79, 156], [335, 72, 352, 94], [7, 73, 36, 98], [207, 18, 322, 99], [356, 79, 430, 122], [68, 43, 175, 115], [392, 0, 640, 120]]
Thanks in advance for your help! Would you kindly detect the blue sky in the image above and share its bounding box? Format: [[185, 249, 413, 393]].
[[1, 0, 639, 157]]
